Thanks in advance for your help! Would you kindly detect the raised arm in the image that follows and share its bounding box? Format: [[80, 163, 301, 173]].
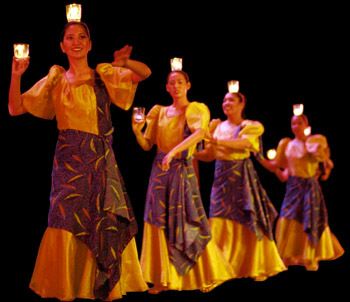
[[112, 45, 151, 82], [8, 57, 30, 116]]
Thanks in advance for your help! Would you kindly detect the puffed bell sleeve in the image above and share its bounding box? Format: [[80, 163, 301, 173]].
[[144, 104, 162, 146], [275, 137, 291, 168], [22, 65, 65, 119], [305, 134, 330, 162], [96, 63, 138, 110], [185, 101, 210, 132], [238, 120, 264, 152]]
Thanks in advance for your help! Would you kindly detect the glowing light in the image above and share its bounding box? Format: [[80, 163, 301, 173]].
[[170, 57, 182, 71], [227, 80, 239, 93], [304, 126, 311, 136], [13, 43, 29, 59], [267, 149, 277, 160], [133, 107, 145, 123], [66, 4, 82, 22], [293, 104, 304, 116]]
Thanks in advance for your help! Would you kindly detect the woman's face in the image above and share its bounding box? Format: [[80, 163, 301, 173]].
[[60, 24, 91, 59], [222, 93, 244, 117], [291, 115, 308, 138], [166, 72, 190, 99]]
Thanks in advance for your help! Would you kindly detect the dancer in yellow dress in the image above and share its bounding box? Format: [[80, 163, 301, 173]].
[[258, 112, 344, 270], [8, 20, 151, 301], [132, 65, 235, 294], [196, 89, 286, 281]]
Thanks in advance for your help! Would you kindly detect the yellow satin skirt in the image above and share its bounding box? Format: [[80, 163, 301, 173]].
[[30, 227, 148, 301], [210, 217, 287, 281], [276, 218, 344, 270], [140, 222, 235, 292]]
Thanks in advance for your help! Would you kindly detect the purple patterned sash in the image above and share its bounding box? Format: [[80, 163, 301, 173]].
[[210, 159, 277, 240], [281, 176, 328, 245], [47, 71, 137, 299]]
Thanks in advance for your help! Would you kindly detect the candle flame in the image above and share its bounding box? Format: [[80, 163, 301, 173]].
[[227, 80, 239, 93], [66, 4, 82, 22], [267, 149, 277, 160], [13, 44, 29, 59], [170, 57, 183, 71]]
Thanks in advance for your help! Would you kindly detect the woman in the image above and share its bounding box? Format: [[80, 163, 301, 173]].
[[258, 113, 344, 270], [196, 91, 286, 281], [132, 69, 234, 294], [8, 21, 151, 301]]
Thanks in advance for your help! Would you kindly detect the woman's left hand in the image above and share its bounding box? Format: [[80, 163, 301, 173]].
[[112, 45, 132, 67], [161, 151, 175, 171]]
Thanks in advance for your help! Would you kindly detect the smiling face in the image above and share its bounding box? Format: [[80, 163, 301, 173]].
[[60, 23, 91, 59], [222, 92, 245, 117]]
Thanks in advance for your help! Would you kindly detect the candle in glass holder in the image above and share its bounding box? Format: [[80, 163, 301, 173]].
[[66, 3, 82, 22], [133, 107, 145, 123], [304, 126, 311, 136], [267, 148, 277, 160], [170, 57, 182, 71], [227, 80, 239, 93], [13, 43, 29, 59], [293, 104, 304, 116]]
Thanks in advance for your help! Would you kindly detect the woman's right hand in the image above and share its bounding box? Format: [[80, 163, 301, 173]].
[[131, 117, 146, 134], [12, 56, 30, 76]]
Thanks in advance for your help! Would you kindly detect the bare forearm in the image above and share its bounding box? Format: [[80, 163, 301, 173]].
[[170, 129, 205, 157], [8, 75, 26, 116], [125, 59, 151, 81], [134, 131, 153, 151]]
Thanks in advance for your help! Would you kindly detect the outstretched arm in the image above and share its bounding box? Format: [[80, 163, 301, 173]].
[[257, 157, 288, 182], [112, 45, 151, 82], [162, 128, 206, 171], [8, 57, 30, 116]]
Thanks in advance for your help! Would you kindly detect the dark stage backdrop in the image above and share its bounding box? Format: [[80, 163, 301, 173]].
[[0, 1, 347, 301]]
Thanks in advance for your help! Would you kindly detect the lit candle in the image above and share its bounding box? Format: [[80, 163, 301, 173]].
[[267, 148, 277, 160], [227, 80, 239, 93], [170, 57, 182, 71], [133, 107, 145, 123], [293, 104, 304, 116], [13, 43, 29, 59], [66, 3, 82, 22], [304, 126, 311, 136]]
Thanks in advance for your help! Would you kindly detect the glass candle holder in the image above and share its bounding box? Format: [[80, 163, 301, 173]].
[[133, 107, 145, 123], [304, 126, 311, 136], [293, 104, 304, 116], [227, 80, 239, 93], [170, 57, 183, 71], [13, 43, 29, 59], [66, 3, 82, 22], [267, 148, 277, 160]]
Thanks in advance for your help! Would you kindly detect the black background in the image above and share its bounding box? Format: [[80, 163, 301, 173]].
[[0, 0, 348, 301]]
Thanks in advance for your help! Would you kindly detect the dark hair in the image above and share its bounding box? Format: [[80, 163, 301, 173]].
[[230, 92, 246, 104], [166, 70, 190, 83], [292, 113, 309, 125], [60, 21, 91, 42]]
